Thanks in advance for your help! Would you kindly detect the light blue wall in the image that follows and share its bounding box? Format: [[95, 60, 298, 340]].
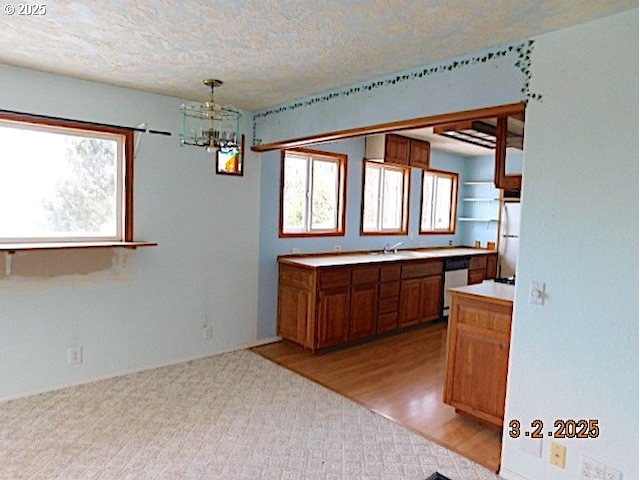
[[256, 140, 467, 338], [253, 42, 530, 146], [0, 65, 262, 400], [501, 10, 638, 480]]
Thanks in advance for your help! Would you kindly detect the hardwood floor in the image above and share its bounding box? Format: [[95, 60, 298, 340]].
[[251, 321, 502, 472]]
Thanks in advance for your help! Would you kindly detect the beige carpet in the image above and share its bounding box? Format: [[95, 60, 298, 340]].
[[0, 350, 502, 479]]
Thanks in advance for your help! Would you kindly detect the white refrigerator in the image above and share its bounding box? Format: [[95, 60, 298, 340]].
[[498, 202, 521, 278]]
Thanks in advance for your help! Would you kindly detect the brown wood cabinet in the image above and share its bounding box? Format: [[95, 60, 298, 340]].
[[444, 287, 513, 426], [349, 266, 379, 340], [398, 259, 443, 327], [409, 138, 431, 169], [468, 254, 488, 285], [385, 134, 410, 166], [278, 252, 494, 353], [486, 252, 498, 279], [385, 134, 431, 169], [377, 264, 401, 333]]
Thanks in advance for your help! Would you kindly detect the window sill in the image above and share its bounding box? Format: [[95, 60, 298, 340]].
[[0, 241, 157, 253]]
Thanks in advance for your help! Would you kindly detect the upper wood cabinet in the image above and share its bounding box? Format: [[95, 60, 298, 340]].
[[385, 134, 411, 166], [494, 115, 524, 196], [366, 134, 431, 169], [408, 138, 430, 169]]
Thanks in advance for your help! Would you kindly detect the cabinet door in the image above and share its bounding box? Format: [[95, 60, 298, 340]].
[[468, 268, 485, 285], [409, 139, 430, 169], [398, 278, 421, 327], [350, 283, 378, 340], [419, 275, 442, 322], [317, 286, 350, 349], [486, 253, 498, 279], [450, 328, 509, 425], [385, 134, 410, 166], [278, 284, 313, 347]]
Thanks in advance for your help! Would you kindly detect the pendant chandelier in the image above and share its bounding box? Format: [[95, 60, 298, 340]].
[[180, 79, 242, 153]]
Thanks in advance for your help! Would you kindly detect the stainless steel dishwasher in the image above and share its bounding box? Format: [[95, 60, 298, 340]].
[[443, 257, 469, 318]]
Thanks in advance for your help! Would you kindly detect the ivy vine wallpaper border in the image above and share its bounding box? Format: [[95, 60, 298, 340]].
[[252, 40, 540, 146]]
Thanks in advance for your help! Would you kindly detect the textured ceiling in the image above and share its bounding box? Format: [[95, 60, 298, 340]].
[[0, 1, 635, 111]]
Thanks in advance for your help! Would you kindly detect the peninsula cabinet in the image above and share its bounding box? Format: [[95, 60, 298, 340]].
[[443, 282, 514, 426]]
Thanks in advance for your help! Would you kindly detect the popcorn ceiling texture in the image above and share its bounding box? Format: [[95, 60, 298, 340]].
[[0, 350, 501, 479], [0, 0, 634, 110]]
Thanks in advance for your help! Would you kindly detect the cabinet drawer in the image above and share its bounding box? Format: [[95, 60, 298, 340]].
[[401, 261, 443, 279], [469, 255, 488, 270], [319, 268, 351, 288], [280, 264, 314, 289], [378, 296, 399, 314], [377, 312, 398, 333], [379, 281, 400, 298], [457, 301, 512, 334], [352, 266, 379, 285], [380, 265, 401, 282]]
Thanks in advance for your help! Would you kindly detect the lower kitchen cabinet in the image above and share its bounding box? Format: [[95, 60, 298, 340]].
[[443, 287, 513, 426], [399, 260, 443, 327], [277, 252, 493, 352], [317, 285, 351, 349], [399, 278, 422, 327], [420, 275, 443, 321], [350, 282, 378, 340]]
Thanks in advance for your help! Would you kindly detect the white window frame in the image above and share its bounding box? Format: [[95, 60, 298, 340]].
[[361, 160, 409, 235], [280, 148, 346, 237]]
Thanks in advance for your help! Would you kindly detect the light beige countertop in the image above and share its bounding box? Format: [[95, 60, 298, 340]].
[[279, 247, 494, 268], [448, 280, 515, 304]]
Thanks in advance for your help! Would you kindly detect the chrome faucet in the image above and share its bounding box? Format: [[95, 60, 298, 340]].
[[383, 241, 404, 254]]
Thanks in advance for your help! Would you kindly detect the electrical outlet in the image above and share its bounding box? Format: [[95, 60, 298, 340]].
[[68, 346, 83, 365], [604, 466, 622, 480], [581, 455, 605, 479], [549, 442, 566, 468], [518, 436, 542, 457], [291, 247, 301, 254], [334, 245, 342, 252], [203, 325, 213, 340]]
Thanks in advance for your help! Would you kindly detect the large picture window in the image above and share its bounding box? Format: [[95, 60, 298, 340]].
[[280, 148, 346, 237], [361, 161, 409, 235], [0, 113, 133, 243], [420, 170, 458, 234]]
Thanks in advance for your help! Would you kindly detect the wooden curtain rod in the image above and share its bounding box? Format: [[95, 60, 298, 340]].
[[0, 109, 172, 136]]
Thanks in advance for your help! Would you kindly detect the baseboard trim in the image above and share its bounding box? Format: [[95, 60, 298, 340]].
[[0, 336, 283, 403], [498, 467, 531, 480]]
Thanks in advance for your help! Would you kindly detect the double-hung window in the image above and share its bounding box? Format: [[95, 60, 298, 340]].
[[361, 161, 409, 234], [420, 170, 458, 234], [0, 113, 133, 244], [280, 148, 346, 237]]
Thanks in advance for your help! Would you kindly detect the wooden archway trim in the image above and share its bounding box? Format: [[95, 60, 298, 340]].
[[251, 102, 526, 152]]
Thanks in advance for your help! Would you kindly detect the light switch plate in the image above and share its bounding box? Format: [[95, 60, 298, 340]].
[[529, 281, 545, 305]]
